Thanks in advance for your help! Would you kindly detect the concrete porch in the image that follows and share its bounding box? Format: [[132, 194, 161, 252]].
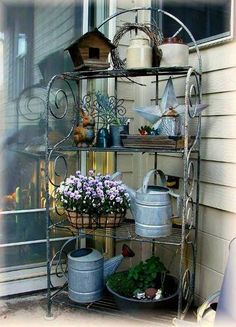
[[0, 290, 197, 327]]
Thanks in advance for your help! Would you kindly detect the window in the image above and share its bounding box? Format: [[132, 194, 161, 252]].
[[88, 0, 109, 33], [0, 0, 112, 294], [6, 5, 33, 99], [152, 0, 233, 46], [0, 1, 85, 282]]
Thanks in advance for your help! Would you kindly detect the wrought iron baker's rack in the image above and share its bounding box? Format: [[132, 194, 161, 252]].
[[44, 7, 202, 323]]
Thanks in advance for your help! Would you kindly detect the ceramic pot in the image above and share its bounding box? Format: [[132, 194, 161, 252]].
[[159, 37, 189, 67], [126, 36, 152, 69]]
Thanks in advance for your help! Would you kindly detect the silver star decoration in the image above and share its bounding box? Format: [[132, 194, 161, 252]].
[[134, 77, 208, 129]]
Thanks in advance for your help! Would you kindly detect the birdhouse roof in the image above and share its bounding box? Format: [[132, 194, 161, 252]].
[[65, 28, 116, 51]]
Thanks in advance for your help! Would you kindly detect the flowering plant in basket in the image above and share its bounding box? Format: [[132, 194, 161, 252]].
[[56, 170, 130, 227]]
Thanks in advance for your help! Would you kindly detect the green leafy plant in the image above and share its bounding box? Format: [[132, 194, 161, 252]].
[[138, 125, 156, 135], [107, 256, 168, 297], [107, 271, 136, 297], [128, 256, 168, 290]]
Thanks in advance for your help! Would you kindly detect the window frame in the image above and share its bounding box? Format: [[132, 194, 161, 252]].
[[6, 4, 34, 100], [155, 0, 235, 49]]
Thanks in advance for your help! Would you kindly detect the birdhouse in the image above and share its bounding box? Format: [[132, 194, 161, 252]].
[[65, 29, 116, 71]]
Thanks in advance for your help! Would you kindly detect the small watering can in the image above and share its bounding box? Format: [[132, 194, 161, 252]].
[[126, 169, 181, 238], [62, 240, 134, 304]]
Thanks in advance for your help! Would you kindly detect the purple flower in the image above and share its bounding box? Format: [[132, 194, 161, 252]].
[[56, 170, 130, 214]]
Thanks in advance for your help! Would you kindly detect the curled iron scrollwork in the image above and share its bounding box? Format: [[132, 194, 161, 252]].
[[46, 75, 79, 188]]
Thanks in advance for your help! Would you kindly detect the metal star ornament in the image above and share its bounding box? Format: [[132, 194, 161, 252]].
[[134, 77, 208, 129]]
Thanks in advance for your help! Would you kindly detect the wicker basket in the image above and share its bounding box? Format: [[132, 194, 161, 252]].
[[65, 210, 125, 229]]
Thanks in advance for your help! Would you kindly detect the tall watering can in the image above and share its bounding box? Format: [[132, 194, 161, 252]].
[[127, 169, 181, 238], [63, 239, 134, 304]]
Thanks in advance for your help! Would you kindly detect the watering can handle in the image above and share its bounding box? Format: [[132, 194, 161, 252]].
[[111, 171, 122, 181], [169, 192, 182, 218], [55, 234, 89, 281], [142, 169, 167, 193]]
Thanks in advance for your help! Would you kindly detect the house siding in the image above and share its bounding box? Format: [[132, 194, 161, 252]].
[[33, 3, 76, 85], [115, 0, 236, 305], [115, 0, 155, 192], [148, 42, 236, 304], [194, 40, 236, 304]]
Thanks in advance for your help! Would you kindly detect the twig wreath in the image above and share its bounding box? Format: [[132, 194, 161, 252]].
[[111, 23, 163, 69]]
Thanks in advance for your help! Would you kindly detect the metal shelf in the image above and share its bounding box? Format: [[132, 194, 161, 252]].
[[51, 288, 178, 325], [48, 145, 186, 153], [61, 66, 200, 81], [47, 145, 199, 155], [49, 220, 183, 246], [45, 11, 202, 320], [84, 223, 183, 246]]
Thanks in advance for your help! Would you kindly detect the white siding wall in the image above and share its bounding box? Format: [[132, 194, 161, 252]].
[[114, 0, 155, 263], [148, 44, 236, 304], [193, 41, 236, 304], [116, 0, 236, 305], [33, 3, 75, 84]]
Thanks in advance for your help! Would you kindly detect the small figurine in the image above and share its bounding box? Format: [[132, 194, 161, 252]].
[[133, 289, 146, 300], [145, 287, 158, 299], [73, 109, 95, 147], [154, 288, 162, 300]]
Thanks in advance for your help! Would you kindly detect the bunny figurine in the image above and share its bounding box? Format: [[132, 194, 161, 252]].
[[74, 110, 95, 147]]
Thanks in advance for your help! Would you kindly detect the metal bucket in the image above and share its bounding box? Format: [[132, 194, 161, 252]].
[[134, 169, 179, 238], [68, 248, 104, 303]]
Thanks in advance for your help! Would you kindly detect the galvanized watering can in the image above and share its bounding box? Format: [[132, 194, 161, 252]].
[[60, 238, 134, 304], [126, 169, 181, 238]]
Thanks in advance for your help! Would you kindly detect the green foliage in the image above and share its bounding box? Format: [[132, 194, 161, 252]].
[[128, 256, 167, 291], [107, 271, 137, 297], [138, 125, 156, 135], [107, 256, 168, 297]]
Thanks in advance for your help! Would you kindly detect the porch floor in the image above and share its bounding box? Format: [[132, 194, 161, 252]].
[[0, 291, 198, 327]]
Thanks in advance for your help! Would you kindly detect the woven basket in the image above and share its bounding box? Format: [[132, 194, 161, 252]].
[[65, 210, 125, 229]]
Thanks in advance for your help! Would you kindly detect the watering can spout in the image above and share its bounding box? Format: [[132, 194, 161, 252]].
[[126, 186, 136, 199], [110, 172, 136, 215], [104, 244, 135, 279], [125, 186, 136, 214]]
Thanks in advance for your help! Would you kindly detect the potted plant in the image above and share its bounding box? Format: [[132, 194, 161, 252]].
[[55, 170, 130, 229], [95, 92, 129, 147], [109, 115, 129, 147], [106, 255, 178, 313]]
